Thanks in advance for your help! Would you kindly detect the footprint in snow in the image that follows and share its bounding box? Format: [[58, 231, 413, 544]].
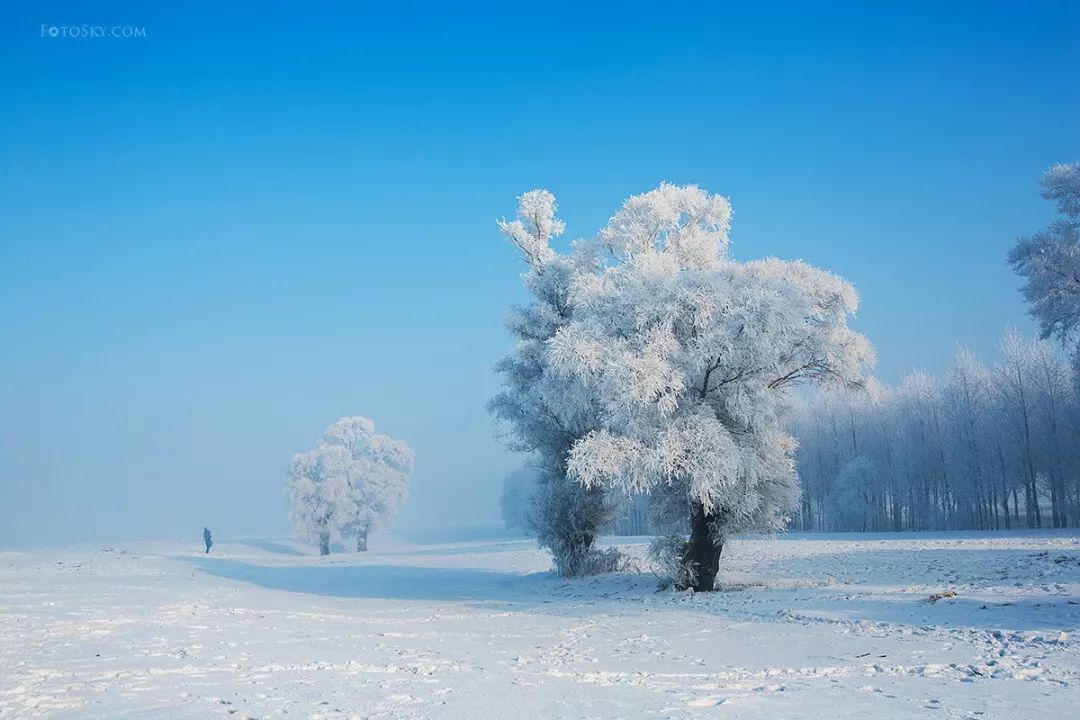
[[687, 695, 726, 707]]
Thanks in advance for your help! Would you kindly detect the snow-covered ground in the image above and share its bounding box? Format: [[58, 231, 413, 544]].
[[2, 531, 1078, 719]]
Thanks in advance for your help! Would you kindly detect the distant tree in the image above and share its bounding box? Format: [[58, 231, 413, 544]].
[[203, 527, 213, 554], [285, 444, 353, 555], [997, 329, 1044, 528], [1008, 163, 1080, 354], [499, 468, 536, 534], [320, 417, 414, 551], [611, 493, 653, 536], [942, 349, 995, 530], [895, 372, 950, 530], [285, 417, 414, 555], [551, 184, 873, 590], [1026, 339, 1076, 527], [828, 457, 878, 531]]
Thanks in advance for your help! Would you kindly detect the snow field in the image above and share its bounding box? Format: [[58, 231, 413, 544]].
[[1, 531, 1078, 719]]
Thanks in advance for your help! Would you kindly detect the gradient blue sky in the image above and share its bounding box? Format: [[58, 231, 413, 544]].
[[2, 1, 1079, 547]]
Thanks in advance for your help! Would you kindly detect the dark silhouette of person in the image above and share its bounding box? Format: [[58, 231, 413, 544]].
[[203, 527, 213, 554]]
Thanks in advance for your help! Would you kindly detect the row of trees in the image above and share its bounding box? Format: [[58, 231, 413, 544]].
[[796, 162, 1080, 533], [285, 416, 414, 554], [793, 332, 1080, 532], [489, 184, 872, 590]]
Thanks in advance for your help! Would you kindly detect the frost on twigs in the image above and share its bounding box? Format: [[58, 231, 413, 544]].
[[649, 535, 695, 591], [496, 189, 564, 266], [556, 545, 633, 578]]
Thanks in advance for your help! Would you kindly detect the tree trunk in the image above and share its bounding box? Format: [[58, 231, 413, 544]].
[[681, 503, 723, 592], [318, 531, 330, 556], [357, 531, 368, 552]]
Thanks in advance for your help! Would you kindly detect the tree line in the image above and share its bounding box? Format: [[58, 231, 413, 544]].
[[793, 332, 1080, 532], [792, 162, 1080, 534]]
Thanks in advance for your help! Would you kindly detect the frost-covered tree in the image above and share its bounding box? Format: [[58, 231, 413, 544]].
[[897, 372, 952, 529], [1026, 339, 1075, 527], [997, 329, 1043, 528], [547, 184, 873, 591], [285, 444, 354, 555], [488, 191, 621, 576], [285, 416, 414, 554], [320, 417, 414, 551], [1009, 163, 1080, 353]]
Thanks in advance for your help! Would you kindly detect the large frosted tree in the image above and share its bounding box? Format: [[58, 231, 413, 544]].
[[285, 416, 414, 554], [488, 191, 621, 576], [549, 184, 873, 591]]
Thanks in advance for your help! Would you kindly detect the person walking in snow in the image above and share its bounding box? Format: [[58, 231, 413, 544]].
[[203, 527, 213, 554]]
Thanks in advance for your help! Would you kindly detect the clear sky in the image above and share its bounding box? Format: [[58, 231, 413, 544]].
[[2, 1, 1079, 547]]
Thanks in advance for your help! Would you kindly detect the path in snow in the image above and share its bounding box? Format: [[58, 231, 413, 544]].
[[1, 531, 1078, 719]]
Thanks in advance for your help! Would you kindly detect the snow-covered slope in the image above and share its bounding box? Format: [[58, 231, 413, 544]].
[[2, 531, 1078, 718]]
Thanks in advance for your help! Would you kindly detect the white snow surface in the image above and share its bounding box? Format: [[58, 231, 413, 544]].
[[2, 531, 1079, 719]]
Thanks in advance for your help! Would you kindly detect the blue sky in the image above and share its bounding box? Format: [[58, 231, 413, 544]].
[[2, 1, 1079, 547]]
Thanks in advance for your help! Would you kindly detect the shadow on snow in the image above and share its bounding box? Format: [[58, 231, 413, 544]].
[[176, 541, 1080, 632], [181, 555, 551, 603], [223, 538, 306, 556]]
